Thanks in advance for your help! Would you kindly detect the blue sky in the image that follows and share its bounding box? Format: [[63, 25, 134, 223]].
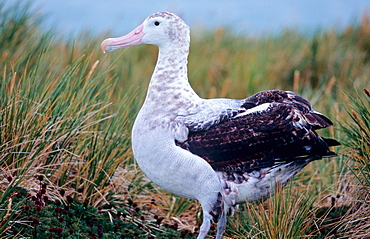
[[7, 0, 370, 37]]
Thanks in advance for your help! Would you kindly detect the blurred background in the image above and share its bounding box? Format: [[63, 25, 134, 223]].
[[5, 0, 370, 38]]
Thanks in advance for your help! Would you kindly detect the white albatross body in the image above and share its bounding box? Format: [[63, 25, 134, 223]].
[[101, 12, 339, 239]]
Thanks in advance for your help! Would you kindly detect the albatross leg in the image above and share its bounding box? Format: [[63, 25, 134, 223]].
[[215, 213, 227, 239], [197, 213, 212, 239]]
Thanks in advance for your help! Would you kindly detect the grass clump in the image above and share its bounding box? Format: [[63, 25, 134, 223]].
[[337, 88, 370, 238], [226, 186, 317, 239]]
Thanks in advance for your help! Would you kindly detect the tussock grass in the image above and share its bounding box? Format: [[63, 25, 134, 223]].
[[0, 1, 138, 228], [336, 88, 370, 238], [226, 185, 317, 239], [0, 53, 134, 203], [0, 1, 369, 238]]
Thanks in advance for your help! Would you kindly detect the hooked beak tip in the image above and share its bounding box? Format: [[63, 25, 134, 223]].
[[100, 39, 110, 53], [100, 24, 145, 53]]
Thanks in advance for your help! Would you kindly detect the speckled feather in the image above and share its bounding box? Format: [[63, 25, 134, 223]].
[[176, 90, 339, 172], [177, 99, 338, 172]]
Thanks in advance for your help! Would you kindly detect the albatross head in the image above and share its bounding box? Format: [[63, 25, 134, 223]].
[[101, 12, 190, 53]]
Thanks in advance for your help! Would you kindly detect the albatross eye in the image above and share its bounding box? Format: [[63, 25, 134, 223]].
[[154, 21, 160, 26]]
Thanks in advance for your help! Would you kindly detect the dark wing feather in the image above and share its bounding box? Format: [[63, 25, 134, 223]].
[[177, 100, 339, 172], [242, 90, 333, 129]]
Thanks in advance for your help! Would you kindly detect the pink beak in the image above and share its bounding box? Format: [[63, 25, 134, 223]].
[[101, 24, 145, 53]]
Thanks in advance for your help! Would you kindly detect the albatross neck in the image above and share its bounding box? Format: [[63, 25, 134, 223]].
[[145, 43, 200, 102]]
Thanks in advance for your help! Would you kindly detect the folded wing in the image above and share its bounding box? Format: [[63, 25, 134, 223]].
[[177, 90, 340, 172]]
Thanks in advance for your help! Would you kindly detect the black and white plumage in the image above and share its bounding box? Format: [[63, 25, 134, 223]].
[[178, 90, 338, 172], [101, 12, 339, 239]]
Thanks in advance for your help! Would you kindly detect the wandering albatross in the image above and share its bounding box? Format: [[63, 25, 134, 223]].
[[101, 12, 340, 239]]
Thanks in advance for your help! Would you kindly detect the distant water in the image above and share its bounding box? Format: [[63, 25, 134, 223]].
[[5, 0, 370, 38]]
